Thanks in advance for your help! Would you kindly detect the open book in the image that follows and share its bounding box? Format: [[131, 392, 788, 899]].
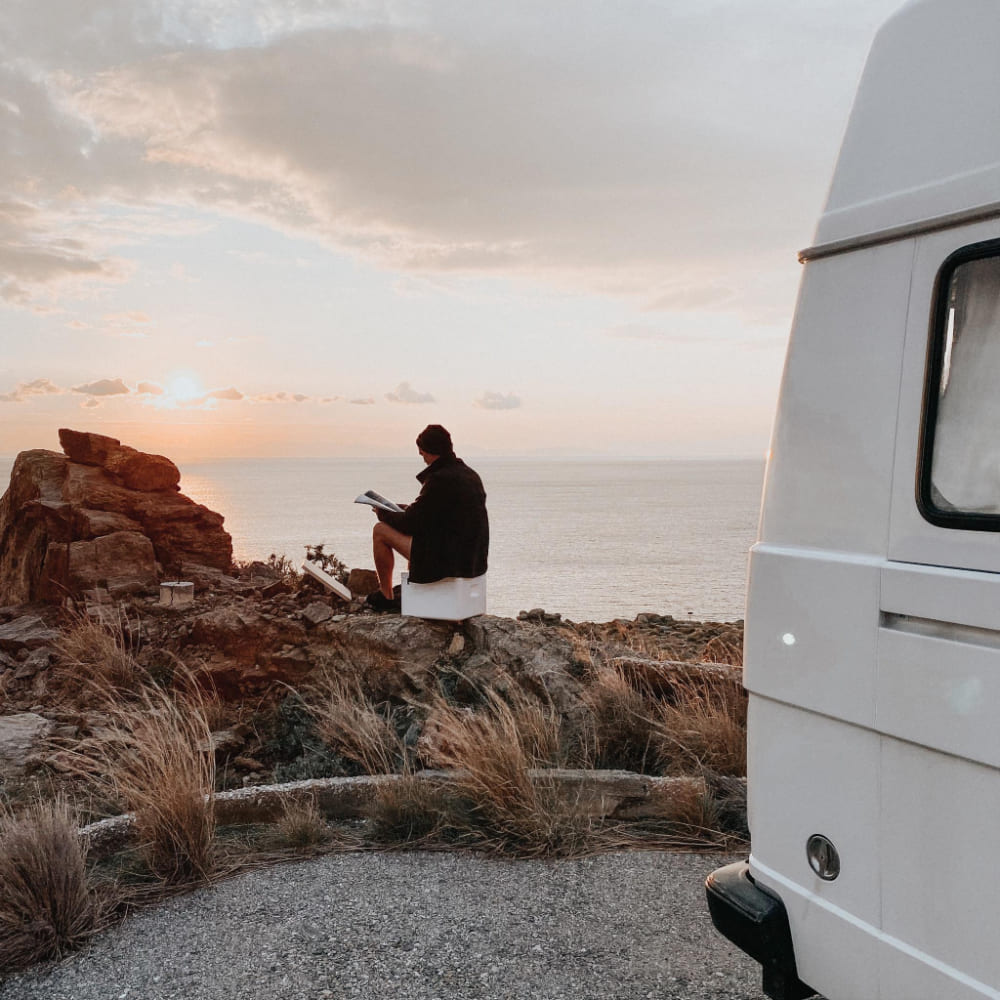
[[354, 489, 404, 514]]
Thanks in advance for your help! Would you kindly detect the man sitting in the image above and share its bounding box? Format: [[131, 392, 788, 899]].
[[367, 424, 489, 612]]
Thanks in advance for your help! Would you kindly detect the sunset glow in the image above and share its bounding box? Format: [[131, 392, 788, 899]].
[[163, 375, 207, 407], [0, 0, 902, 463]]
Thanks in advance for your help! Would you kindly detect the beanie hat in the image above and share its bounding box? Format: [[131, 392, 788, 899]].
[[416, 424, 453, 456]]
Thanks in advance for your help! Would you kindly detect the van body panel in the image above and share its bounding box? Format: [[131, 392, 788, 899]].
[[878, 954, 1000, 1000], [747, 700, 881, 932], [752, 857, 882, 1000], [754, 853, 1000, 1000], [876, 627, 1000, 767], [880, 561, 1000, 632], [817, 0, 1000, 249], [744, 546, 878, 728], [880, 739, 1000, 996], [889, 221, 1000, 572], [758, 241, 913, 553], [707, 2, 1000, 996]]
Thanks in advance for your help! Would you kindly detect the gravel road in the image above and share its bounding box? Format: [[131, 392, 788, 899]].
[[0, 850, 768, 1000]]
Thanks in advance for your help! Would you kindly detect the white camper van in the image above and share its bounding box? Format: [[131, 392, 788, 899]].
[[706, 2, 1000, 998]]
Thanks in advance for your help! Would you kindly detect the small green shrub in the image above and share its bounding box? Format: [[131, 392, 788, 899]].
[[258, 693, 356, 782]]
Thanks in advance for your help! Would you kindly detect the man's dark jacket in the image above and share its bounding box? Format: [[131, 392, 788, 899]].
[[381, 454, 489, 584]]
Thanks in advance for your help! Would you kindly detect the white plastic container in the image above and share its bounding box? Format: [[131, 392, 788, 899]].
[[400, 572, 486, 621], [159, 581, 194, 607]]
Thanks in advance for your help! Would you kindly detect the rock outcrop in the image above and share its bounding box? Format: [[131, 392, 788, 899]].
[[0, 712, 54, 782], [0, 429, 233, 604]]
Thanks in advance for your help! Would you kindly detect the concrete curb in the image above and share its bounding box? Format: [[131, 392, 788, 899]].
[[80, 769, 746, 858]]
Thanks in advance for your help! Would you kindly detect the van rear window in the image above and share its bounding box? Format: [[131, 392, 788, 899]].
[[921, 241, 1000, 527]]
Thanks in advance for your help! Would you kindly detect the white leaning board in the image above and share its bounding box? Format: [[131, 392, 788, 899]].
[[300, 561, 352, 601]]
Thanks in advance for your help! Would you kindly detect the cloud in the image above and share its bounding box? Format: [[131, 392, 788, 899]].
[[0, 377, 64, 402], [136, 380, 163, 395], [475, 391, 521, 411], [349, 397, 375, 405], [104, 310, 150, 324], [71, 377, 130, 396], [385, 381, 435, 405], [253, 390, 309, 403], [208, 386, 244, 401], [0, 0, 901, 320]]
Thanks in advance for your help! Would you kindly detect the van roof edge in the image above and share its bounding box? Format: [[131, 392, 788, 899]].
[[799, 199, 1000, 264]]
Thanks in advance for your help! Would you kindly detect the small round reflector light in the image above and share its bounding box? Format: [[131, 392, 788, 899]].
[[806, 834, 840, 880]]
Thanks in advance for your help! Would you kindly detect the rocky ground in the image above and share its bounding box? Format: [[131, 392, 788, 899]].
[[0, 431, 754, 991], [0, 558, 743, 808]]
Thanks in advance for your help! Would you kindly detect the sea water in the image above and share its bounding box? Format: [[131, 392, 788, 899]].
[[0, 456, 763, 622], [181, 457, 763, 622]]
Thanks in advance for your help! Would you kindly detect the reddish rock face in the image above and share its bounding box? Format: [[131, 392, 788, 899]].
[[57, 429, 122, 468], [67, 531, 158, 595], [58, 428, 181, 492], [0, 430, 233, 604]]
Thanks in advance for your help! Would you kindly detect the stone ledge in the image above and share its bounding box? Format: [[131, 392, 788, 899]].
[[79, 769, 746, 859]]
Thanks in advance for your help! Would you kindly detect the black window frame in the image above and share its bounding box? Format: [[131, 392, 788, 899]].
[[918, 237, 1000, 531]]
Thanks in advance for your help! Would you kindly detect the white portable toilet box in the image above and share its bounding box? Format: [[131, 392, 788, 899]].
[[400, 572, 487, 621]]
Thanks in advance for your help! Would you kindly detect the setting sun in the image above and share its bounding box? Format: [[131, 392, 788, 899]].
[[163, 374, 206, 407]]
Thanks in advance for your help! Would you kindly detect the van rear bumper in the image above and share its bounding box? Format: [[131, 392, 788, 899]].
[[705, 861, 816, 1000]]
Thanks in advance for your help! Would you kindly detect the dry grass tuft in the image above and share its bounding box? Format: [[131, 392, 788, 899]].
[[701, 634, 744, 666], [0, 796, 102, 972], [419, 688, 593, 856], [78, 680, 217, 884], [367, 775, 451, 846], [272, 798, 331, 850], [653, 674, 747, 777], [581, 664, 659, 773], [659, 779, 721, 834], [615, 781, 739, 851], [54, 609, 143, 695], [307, 674, 403, 774], [579, 662, 747, 779], [559, 627, 596, 671]]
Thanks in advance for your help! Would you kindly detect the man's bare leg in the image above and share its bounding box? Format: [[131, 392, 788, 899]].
[[372, 522, 412, 598]]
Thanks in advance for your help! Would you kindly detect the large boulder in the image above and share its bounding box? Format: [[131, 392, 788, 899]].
[[0, 430, 233, 604], [319, 614, 589, 715]]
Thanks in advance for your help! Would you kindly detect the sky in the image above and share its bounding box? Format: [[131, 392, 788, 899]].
[[0, 0, 904, 462]]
